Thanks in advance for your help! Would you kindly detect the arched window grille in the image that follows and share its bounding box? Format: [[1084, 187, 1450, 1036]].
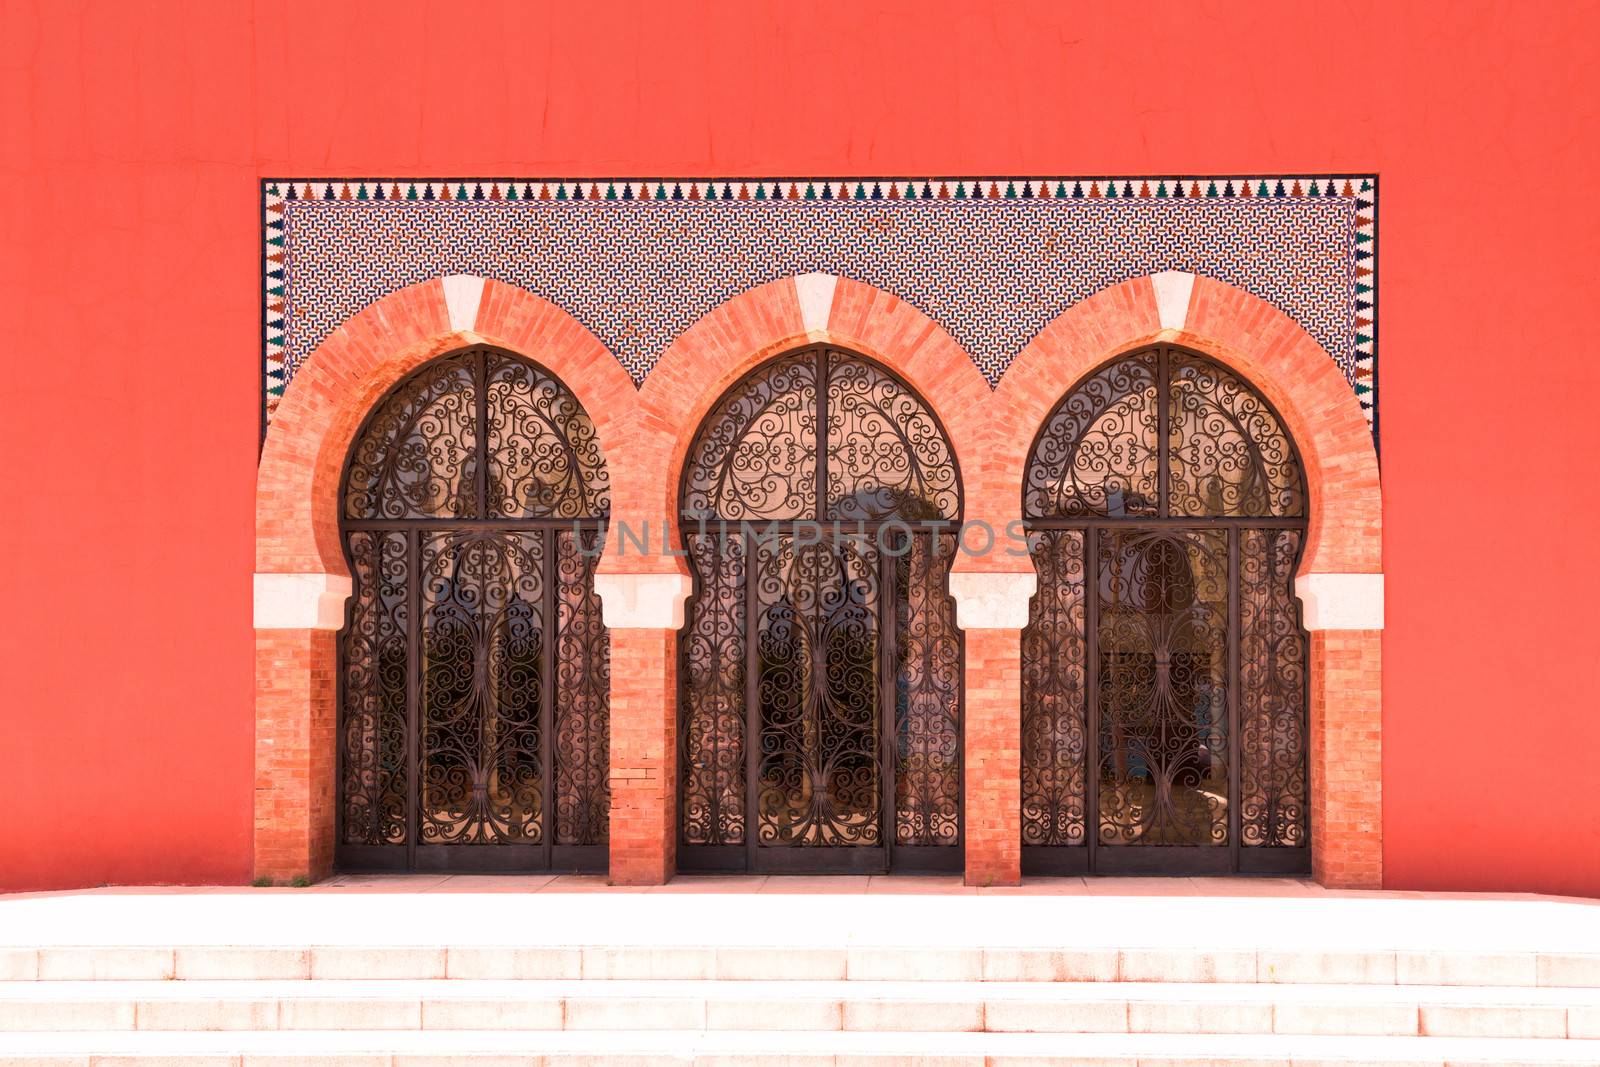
[[337, 346, 611, 872], [1021, 345, 1310, 875], [677, 345, 964, 873]]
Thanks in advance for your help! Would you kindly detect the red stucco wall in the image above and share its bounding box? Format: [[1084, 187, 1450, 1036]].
[[3, 1, 1597, 896]]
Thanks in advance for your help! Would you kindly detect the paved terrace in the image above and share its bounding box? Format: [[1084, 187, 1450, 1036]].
[[3, 876, 1597, 955]]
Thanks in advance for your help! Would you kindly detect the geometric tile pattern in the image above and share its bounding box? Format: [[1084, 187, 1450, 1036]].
[[263, 176, 1377, 439]]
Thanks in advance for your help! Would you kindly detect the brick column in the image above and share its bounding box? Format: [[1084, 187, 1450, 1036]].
[[594, 571, 692, 885], [949, 569, 1035, 887], [253, 573, 349, 884], [1298, 574, 1384, 889]]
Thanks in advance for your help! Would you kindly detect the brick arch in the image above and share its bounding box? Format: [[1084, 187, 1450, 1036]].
[[989, 272, 1380, 576], [252, 277, 638, 882], [988, 272, 1385, 889], [257, 277, 639, 579], [610, 273, 994, 575], [599, 274, 995, 885]]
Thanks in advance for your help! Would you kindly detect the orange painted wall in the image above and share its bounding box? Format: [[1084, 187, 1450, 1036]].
[[2, 1, 1597, 895]]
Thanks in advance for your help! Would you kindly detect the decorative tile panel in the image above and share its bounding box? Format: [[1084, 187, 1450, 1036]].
[[263, 177, 1376, 438]]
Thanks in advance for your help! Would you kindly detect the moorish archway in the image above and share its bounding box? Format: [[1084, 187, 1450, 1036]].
[[255, 270, 1381, 890], [960, 272, 1384, 888], [335, 345, 612, 872], [1018, 345, 1310, 875], [675, 344, 965, 873]]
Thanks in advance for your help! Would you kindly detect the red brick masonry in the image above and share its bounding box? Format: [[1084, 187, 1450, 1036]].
[[963, 630, 1024, 886]]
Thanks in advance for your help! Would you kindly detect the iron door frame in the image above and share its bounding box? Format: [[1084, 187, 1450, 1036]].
[[674, 344, 965, 875], [1019, 344, 1312, 878], [333, 345, 611, 875]]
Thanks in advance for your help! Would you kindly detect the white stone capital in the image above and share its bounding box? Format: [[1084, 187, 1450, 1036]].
[[1296, 573, 1385, 631], [948, 571, 1037, 630], [1151, 270, 1196, 331], [593, 572, 694, 630], [254, 573, 353, 630], [795, 272, 839, 333], [442, 274, 487, 331]]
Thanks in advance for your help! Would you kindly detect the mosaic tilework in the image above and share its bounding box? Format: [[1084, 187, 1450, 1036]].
[[262, 177, 1377, 437]]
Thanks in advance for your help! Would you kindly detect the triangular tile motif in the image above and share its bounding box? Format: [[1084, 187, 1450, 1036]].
[[261, 183, 288, 421], [261, 174, 1379, 441]]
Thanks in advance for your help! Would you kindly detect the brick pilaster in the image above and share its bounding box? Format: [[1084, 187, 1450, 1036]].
[[963, 628, 1024, 886], [254, 628, 337, 882], [607, 627, 679, 884], [1310, 629, 1383, 889]]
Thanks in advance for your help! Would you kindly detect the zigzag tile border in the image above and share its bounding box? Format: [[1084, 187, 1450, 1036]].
[[262, 175, 1377, 441]]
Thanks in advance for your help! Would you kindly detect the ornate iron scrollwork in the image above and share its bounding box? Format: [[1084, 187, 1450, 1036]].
[[554, 527, 611, 846], [1021, 529, 1087, 847], [894, 533, 962, 848], [827, 357, 961, 523], [418, 530, 546, 846], [1168, 351, 1303, 518], [681, 353, 818, 523], [1023, 351, 1160, 519], [486, 353, 611, 520], [337, 346, 610, 871], [1021, 346, 1309, 875], [678, 346, 963, 870], [681, 533, 747, 847], [1238, 528, 1308, 848], [1096, 529, 1230, 847], [754, 536, 883, 847], [345, 354, 480, 520], [340, 530, 410, 845]]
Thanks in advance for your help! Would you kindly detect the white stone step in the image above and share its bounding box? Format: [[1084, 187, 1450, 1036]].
[[0, 979, 1594, 1039], [7, 945, 1599, 986], [5, 892, 1598, 971], [4, 1027, 1600, 1065]]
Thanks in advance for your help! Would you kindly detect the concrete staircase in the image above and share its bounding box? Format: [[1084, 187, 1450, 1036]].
[[2, 940, 1599, 1065]]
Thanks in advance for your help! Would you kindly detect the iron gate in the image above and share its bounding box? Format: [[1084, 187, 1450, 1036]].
[[336, 346, 612, 872], [1020, 346, 1310, 875], [678, 347, 964, 873]]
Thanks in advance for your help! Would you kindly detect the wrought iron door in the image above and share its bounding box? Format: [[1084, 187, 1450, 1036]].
[[1020, 346, 1309, 875], [678, 347, 963, 873], [336, 346, 611, 873]]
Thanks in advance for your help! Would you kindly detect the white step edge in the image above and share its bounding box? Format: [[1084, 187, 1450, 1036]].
[[3, 1028, 1600, 1065], [6, 946, 1598, 986], [0, 980, 1592, 1039]]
